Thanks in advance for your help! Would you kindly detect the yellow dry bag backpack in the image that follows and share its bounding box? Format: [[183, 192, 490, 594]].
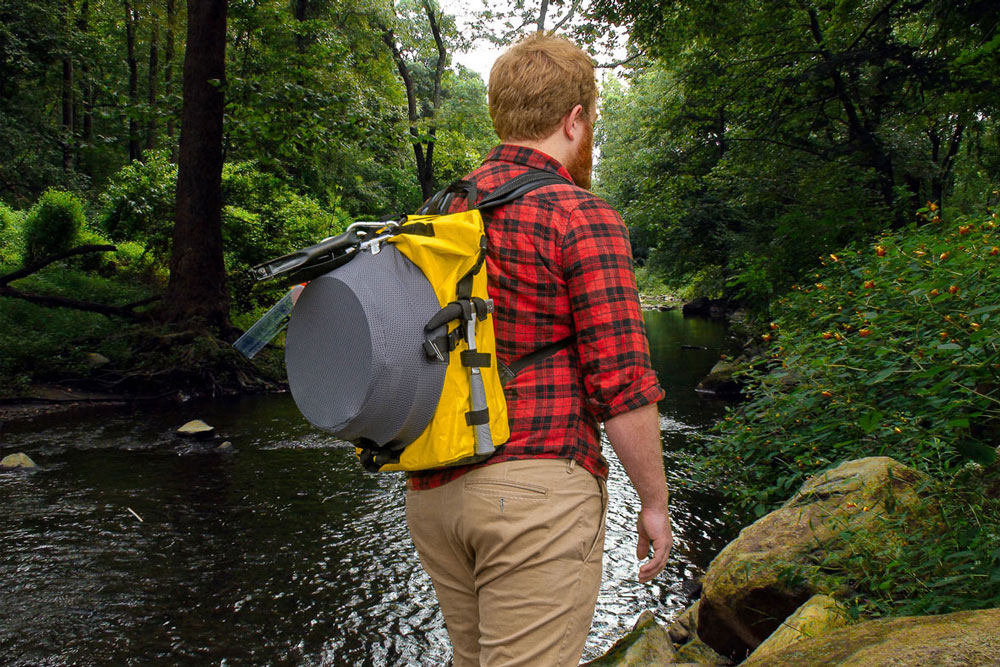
[[246, 170, 571, 472]]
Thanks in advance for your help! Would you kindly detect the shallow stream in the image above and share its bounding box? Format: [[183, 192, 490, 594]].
[[0, 309, 737, 665]]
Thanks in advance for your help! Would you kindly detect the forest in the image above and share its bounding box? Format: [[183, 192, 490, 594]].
[[1, 0, 999, 638]]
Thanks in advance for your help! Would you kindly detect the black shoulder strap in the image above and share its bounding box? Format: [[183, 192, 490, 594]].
[[476, 170, 571, 211], [417, 180, 478, 216]]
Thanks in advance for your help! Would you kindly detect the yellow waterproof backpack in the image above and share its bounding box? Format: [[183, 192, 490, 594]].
[[251, 171, 571, 472]]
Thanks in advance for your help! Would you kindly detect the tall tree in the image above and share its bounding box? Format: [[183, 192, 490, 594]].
[[164, 0, 228, 328], [146, 5, 160, 151], [124, 0, 141, 161], [381, 0, 451, 201], [60, 0, 75, 173]]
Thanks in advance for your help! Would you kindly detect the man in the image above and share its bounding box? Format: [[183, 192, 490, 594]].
[[405, 33, 672, 666]]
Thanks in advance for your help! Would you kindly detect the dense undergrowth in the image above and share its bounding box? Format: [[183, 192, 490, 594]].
[[0, 157, 339, 398], [704, 205, 1000, 618]]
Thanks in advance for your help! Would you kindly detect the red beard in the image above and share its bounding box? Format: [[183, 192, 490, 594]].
[[565, 118, 593, 190]]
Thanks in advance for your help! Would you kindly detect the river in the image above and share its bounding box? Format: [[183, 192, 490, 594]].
[[0, 309, 736, 665]]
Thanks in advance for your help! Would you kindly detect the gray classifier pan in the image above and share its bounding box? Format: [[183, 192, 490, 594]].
[[284, 244, 448, 450]]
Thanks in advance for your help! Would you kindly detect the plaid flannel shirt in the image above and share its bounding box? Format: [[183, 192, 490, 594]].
[[408, 145, 663, 490]]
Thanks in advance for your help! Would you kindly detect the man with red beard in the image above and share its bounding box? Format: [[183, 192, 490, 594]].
[[405, 33, 672, 666]]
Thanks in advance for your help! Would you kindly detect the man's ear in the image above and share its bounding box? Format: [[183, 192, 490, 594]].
[[562, 104, 586, 140]]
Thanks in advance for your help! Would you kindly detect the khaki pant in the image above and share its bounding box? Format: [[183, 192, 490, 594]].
[[406, 458, 608, 666]]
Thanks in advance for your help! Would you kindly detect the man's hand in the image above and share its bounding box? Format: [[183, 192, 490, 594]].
[[604, 403, 672, 584], [637, 506, 673, 583]]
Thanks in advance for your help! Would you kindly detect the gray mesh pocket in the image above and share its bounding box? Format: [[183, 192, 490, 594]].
[[285, 245, 447, 448]]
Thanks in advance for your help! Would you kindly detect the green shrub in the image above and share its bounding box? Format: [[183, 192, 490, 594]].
[[0, 267, 154, 392], [22, 189, 87, 264], [0, 203, 24, 265], [98, 150, 177, 261], [708, 207, 1000, 513], [222, 161, 350, 312]]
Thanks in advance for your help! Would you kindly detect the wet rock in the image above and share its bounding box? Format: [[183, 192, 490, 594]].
[[1, 452, 37, 468], [217, 441, 234, 452], [682, 297, 733, 320], [582, 611, 677, 665], [673, 636, 730, 665], [667, 600, 699, 644], [698, 457, 934, 661], [84, 352, 110, 368], [177, 419, 215, 438], [696, 359, 744, 396], [743, 594, 848, 664], [740, 607, 1000, 666]]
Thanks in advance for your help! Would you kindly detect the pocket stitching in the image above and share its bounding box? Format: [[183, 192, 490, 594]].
[[463, 478, 549, 499]]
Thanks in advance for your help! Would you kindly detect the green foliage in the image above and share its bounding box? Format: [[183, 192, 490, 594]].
[[432, 67, 496, 186], [0, 202, 24, 264], [98, 150, 178, 261], [707, 208, 1000, 511], [221, 161, 350, 311], [21, 189, 87, 264], [817, 475, 1000, 619], [0, 267, 153, 393], [594, 1, 999, 308]]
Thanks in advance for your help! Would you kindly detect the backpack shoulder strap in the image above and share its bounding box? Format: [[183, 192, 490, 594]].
[[476, 170, 571, 211]]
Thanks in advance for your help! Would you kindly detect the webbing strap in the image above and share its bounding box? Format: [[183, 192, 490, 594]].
[[460, 350, 491, 368], [476, 170, 571, 211], [499, 335, 577, 386], [465, 408, 490, 426]]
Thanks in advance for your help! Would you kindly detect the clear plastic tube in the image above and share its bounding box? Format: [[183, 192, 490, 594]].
[[233, 284, 304, 359]]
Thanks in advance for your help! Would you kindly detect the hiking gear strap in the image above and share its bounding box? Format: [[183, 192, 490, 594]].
[[499, 335, 577, 386], [477, 170, 571, 211]]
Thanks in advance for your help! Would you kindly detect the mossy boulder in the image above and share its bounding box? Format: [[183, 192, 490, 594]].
[[739, 607, 1000, 666], [696, 359, 744, 396], [582, 611, 677, 666], [743, 594, 848, 664], [698, 457, 932, 660]]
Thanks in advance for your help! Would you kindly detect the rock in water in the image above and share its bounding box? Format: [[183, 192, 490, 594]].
[[84, 352, 110, 368], [697, 457, 934, 660], [740, 607, 1000, 666], [177, 419, 215, 438], [1, 452, 37, 468], [582, 611, 677, 666]]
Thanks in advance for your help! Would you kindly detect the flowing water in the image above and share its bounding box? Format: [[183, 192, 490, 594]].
[[0, 310, 737, 666]]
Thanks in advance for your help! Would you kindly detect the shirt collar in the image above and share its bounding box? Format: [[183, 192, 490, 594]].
[[485, 144, 575, 184]]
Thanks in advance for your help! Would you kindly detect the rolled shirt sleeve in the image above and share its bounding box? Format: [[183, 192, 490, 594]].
[[561, 198, 665, 422]]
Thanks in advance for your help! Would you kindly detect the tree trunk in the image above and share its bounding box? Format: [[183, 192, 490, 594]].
[[79, 0, 93, 143], [146, 10, 160, 151], [125, 0, 141, 161], [164, 0, 229, 329], [164, 0, 177, 157], [61, 0, 74, 172]]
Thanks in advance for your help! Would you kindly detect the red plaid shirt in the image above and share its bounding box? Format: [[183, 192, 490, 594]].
[[409, 145, 663, 490]]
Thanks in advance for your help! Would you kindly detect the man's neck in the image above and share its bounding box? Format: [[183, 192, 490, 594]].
[[503, 137, 572, 171]]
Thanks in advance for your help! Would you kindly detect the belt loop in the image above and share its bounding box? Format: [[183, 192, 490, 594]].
[[566, 459, 576, 474]]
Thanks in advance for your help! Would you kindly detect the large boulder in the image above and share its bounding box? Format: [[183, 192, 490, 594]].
[[739, 607, 1000, 666], [698, 457, 932, 661], [582, 611, 677, 666]]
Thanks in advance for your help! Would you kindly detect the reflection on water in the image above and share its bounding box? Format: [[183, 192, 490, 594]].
[[0, 310, 737, 665]]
